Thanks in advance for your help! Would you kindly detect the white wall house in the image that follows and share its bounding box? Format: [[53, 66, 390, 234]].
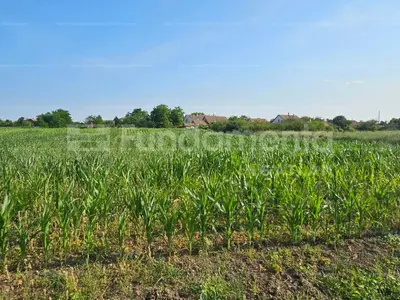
[[270, 114, 299, 123], [271, 115, 285, 123]]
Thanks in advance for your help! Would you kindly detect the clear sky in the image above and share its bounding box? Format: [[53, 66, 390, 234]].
[[0, 0, 399, 121]]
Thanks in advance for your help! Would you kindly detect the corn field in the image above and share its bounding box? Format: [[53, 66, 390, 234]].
[[0, 128, 399, 267]]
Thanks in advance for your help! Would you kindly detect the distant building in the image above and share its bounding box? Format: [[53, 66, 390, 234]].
[[249, 118, 267, 122], [183, 114, 227, 128], [270, 114, 300, 124], [184, 114, 205, 124], [202, 115, 228, 124], [26, 118, 37, 126], [183, 119, 208, 128]]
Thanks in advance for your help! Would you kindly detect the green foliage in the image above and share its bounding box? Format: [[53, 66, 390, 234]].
[[332, 115, 351, 130], [384, 118, 400, 130], [150, 104, 172, 128], [113, 116, 121, 127], [321, 266, 400, 299], [169, 106, 184, 127], [36, 109, 73, 128], [85, 115, 104, 125], [3, 106, 400, 133], [357, 120, 378, 131], [200, 275, 230, 299], [0, 195, 13, 265], [122, 105, 183, 128], [0, 128, 400, 265], [0, 119, 14, 127], [123, 108, 152, 127], [14, 117, 32, 127], [210, 118, 328, 133]]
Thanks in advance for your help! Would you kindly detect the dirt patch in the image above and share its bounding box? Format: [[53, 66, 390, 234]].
[[1, 235, 399, 299]]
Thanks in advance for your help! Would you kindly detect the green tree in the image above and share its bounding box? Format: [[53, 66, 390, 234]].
[[14, 117, 32, 127], [52, 109, 73, 127], [210, 118, 249, 132], [36, 109, 73, 128], [301, 116, 312, 122], [210, 120, 229, 132], [281, 119, 304, 131], [248, 120, 270, 132], [169, 106, 184, 127], [15, 117, 25, 126], [36, 113, 51, 127], [190, 112, 205, 116], [103, 120, 115, 127], [387, 118, 400, 130], [85, 115, 104, 125], [0, 119, 13, 127], [123, 109, 151, 127], [332, 115, 351, 130], [150, 104, 171, 128], [357, 120, 378, 131], [113, 116, 121, 127], [308, 120, 327, 131]]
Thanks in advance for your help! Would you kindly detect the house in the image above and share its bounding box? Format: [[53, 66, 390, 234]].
[[184, 114, 205, 124], [26, 118, 37, 126], [270, 114, 300, 124], [203, 115, 228, 124], [183, 114, 227, 128], [351, 120, 359, 127], [183, 119, 208, 128], [249, 118, 267, 122]]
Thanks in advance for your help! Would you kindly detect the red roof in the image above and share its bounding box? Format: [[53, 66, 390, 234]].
[[279, 114, 299, 120], [249, 118, 266, 122], [203, 115, 227, 124], [183, 120, 208, 127]]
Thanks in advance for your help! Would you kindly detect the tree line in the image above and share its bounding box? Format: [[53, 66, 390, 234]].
[[0, 105, 184, 128], [211, 115, 400, 133], [1, 107, 400, 132], [211, 116, 328, 132]]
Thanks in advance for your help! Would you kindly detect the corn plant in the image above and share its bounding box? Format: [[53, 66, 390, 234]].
[[215, 183, 238, 249], [58, 181, 75, 261], [0, 195, 13, 266], [243, 198, 257, 245], [40, 199, 51, 266], [282, 186, 306, 244], [83, 194, 98, 264], [371, 180, 392, 232], [307, 193, 325, 242], [16, 211, 31, 261], [181, 197, 197, 255], [139, 190, 157, 258], [1, 128, 400, 264], [118, 210, 127, 258], [95, 171, 111, 248], [188, 179, 215, 249], [159, 195, 180, 255], [354, 185, 372, 235]]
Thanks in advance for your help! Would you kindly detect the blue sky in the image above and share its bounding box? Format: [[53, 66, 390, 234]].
[[0, 0, 399, 121]]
